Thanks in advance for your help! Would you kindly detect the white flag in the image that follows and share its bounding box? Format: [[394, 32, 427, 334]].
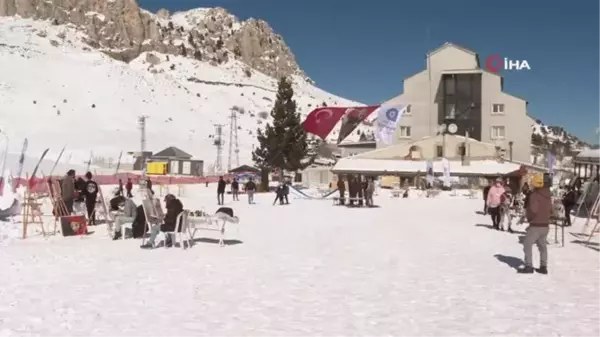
[[375, 103, 408, 145]]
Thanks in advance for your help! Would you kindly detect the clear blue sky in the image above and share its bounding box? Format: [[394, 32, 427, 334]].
[[140, 0, 599, 144]]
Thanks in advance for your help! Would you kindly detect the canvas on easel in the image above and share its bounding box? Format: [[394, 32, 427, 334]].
[[49, 179, 69, 218]]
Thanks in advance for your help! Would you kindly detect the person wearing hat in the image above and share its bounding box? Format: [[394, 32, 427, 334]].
[[519, 173, 552, 274], [486, 177, 506, 230], [141, 193, 183, 249]]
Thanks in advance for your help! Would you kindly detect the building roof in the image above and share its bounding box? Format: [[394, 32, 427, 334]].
[[427, 42, 477, 57], [331, 158, 522, 176], [152, 146, 192, 159], [229, 164, 260, 173], [575, 148, 600, 162]]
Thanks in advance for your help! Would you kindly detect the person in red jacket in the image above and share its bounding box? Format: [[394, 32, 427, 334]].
[[125, 178, 133, 198]]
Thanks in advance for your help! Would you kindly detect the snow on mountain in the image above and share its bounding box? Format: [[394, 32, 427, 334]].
[[0, 16, 368, 172]]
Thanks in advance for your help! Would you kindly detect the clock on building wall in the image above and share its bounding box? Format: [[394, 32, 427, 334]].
[[448, 123, 458, 134]]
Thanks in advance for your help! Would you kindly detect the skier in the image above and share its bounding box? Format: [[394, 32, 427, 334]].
[[245, 178, 256, 204], [273, 183, 284, 205], [125, 178, 133, 198], [486, 178, 505, 230], [83, 172, 99, 226], [60, 169, 76, 215], [519, 173, 551, 274], [282, 181, 289, 204], [217, 176, 226, 205], [231, 178, 239, 201]]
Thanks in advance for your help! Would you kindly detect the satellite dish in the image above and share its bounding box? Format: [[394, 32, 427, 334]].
[[448, 123, 458, 134]]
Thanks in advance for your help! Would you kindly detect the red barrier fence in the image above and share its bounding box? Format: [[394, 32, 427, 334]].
[[12, 174, 234, 194]]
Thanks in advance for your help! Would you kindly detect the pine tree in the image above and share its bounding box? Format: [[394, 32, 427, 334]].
[[252, 77, 310, 189]]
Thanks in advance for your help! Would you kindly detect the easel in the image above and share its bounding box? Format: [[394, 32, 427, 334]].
[[573, 182, 593, 226], [48, 179, 69, 218], [21, 176, 50, 239], [585, 193, 600, 246], [95, 187, 112, 228]]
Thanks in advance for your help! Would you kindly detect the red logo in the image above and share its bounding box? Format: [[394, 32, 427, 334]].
[[485, 54, 502, 73]]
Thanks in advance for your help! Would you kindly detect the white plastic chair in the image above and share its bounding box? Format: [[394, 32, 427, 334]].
[[163, 210, 192, 249]]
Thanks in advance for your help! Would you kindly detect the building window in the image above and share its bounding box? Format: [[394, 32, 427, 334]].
[[436, 145, 444, 158], [492, 103, 505, 114], [398, 126, 411, 138], [491, 126, 506, 139], [444, 76, 455, 95]]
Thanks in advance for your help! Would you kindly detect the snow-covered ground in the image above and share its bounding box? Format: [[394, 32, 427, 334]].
[[0, 186, 598, 336]]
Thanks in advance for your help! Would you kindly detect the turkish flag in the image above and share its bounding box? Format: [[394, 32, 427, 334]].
[[302, 107, 347, 139], [336, 105, 380, 143]]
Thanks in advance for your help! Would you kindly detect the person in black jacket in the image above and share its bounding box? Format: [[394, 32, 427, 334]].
[[83, 172, 99, 226], [482, 180, 492, 214], [217, 176, 226, 205], [245, 178, 256, 204], [146, 178, 154, 195], [231, 178, 239, 201], [282, 182, 289, 204], [141, 194, 183, 249], [562, 186, 577, 226]]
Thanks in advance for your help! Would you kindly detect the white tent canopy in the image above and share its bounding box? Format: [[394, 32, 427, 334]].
[[575, 149, 600, 162], [331, 158, 522, 176]]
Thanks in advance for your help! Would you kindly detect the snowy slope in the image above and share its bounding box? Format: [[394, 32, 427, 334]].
[[0, 17, 367, 172]]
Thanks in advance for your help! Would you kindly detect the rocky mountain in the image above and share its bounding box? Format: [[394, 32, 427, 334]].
[[0, 0, 308, 81], [0, 13, 366, 174], [531, 119, 593, 154]]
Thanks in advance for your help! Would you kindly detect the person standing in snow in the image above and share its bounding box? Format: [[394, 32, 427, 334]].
[[146, 178, 154, 195], [125, 178, 133, 198], [483, 180, 492, 214], [115, 178, 124, 197], [365, 177, 375, 207], [519, 173, 552, 274], [245, 178, 256, 204], [561, 185, 577, 227], [486, 178, 506, 230], [60, 169, 76, 215], [282, 181, 290, 204], [217, 176, 226, 205], [83, 172, 99, 226], [337, 176, 346, 205], [273, 183, 285, 205], [231, 178, 240, 201]]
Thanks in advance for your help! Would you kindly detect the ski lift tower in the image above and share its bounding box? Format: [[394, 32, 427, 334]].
[[214, 124, 225, 174], [227, 109, 240, 171], [138, 115, 148, 187]]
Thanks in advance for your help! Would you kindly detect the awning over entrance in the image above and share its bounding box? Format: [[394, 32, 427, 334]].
[[331, 158, 523, 177]]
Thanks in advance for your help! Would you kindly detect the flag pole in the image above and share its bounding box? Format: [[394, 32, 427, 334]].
[[427, 26, 433, 144]]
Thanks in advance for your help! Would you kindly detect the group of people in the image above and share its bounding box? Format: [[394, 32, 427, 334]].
[[54, 170, 99, 225], [216, 176, 258, 205], [483, 173, 574, 275], [109, 183, 184, 248], [336, 175, 376, 207]]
